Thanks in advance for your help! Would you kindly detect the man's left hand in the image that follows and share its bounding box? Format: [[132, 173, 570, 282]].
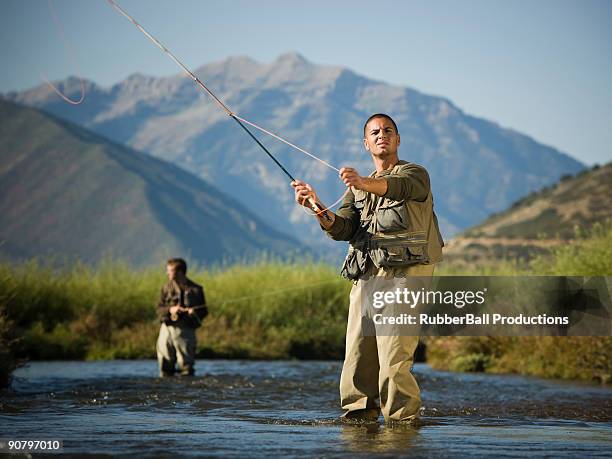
[[339, 167, 365, 189], [339, 166, 389, 197]]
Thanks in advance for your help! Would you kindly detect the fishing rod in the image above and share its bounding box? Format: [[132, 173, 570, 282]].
[[106, 0, 332, 220]]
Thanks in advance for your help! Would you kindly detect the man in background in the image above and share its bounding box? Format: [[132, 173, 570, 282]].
[[156, 258, 207, 376]]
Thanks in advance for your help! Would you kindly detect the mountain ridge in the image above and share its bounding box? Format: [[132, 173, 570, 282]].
[[2, 52, 585, 252], [443, 162, 612, 262], [0, 99, 304, 267]]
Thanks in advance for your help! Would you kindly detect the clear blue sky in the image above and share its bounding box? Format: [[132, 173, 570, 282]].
[[1, 0, 610, 165]]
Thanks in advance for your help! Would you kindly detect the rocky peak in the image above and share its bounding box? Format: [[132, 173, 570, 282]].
[[275, 52, 309, 66]]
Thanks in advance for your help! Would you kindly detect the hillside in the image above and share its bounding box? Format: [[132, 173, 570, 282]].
[[0, 99, 302, 267], [444, 162, 612, 262], [3, 52, 585, 252]]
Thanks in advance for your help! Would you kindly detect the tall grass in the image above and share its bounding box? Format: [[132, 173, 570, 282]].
[[426, 222, 612, 383], [0, 257, 350, 364], [530, 220, 612, 276], [1, 222, 610, 387], [0, 312, 20, 388]]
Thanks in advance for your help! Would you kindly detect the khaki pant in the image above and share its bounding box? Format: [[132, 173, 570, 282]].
[[156, 323, 197, 376], [340, 263, 435, 422]]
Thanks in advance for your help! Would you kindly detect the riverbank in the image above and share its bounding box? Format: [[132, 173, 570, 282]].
[[426, 222, 612, 384], [0, 223, 610, 387], [1, 259, 350, 363]]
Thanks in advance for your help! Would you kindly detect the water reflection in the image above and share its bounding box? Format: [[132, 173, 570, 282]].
[[340, 423, 419, 454]]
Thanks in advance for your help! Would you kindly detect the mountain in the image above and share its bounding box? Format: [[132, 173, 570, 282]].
[[3, 52, 585, 251], [0, 99, 303, 267], [444, 162, 612, 262]]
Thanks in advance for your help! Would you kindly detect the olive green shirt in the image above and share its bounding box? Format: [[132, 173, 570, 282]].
[[324, 161, 432, 242]]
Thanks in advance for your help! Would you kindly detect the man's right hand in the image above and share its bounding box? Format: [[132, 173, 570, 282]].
[[291, 180, 317, 208], [169, 305, 182, 315], [291, 179, 336, 228]]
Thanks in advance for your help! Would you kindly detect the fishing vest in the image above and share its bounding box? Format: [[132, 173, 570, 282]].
[[340, 163, 444, 280]]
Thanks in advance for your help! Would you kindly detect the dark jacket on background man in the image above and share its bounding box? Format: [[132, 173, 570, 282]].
[[156, 278, 207, 328]]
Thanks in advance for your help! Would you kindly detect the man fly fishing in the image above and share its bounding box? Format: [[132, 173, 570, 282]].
[[156, 258, 208, 377], [108, 2, 443, 418], [292, 113, 444, 423]]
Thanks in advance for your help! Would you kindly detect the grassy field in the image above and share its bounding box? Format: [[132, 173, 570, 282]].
[[428, 221, 612, 383], [1, 223, 610, 387], [0, 258, 351, 362]]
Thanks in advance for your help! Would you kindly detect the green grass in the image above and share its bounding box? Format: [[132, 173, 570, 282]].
[[529, 220, 612, 275], [1, 222, 610, 387], [0, 257, 350, 365], [426, 222, 612, 384], [0, 312, 21, 388]]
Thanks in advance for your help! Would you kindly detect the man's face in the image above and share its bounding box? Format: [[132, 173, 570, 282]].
[[166, 264, 178, 281], [363, 117, 400, 158]]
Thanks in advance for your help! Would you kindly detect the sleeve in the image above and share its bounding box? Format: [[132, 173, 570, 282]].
[[156, 285, 170, 322], [195, 286, 208, 320], [320, 187, 360, 241], [382, 164, 430, 202], [196, 286, 206, 306]]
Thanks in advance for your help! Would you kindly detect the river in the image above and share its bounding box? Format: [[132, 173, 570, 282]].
[[1, 360, 610, 457]]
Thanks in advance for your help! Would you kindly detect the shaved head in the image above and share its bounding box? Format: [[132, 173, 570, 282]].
[[363, 113, 398, 137]]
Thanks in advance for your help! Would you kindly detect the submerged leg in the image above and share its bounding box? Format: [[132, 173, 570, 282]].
[[377, 263, 435, 422], [171, 326, 197, 376], [340, 279, 380, 416], [156, 323, 176, 377]]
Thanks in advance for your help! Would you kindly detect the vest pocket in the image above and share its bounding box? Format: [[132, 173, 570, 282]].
[[405, 244, 428, 261], [341, 247, 369, 280], [370, 242, 429, 268], [376, 200, 409, 233]]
